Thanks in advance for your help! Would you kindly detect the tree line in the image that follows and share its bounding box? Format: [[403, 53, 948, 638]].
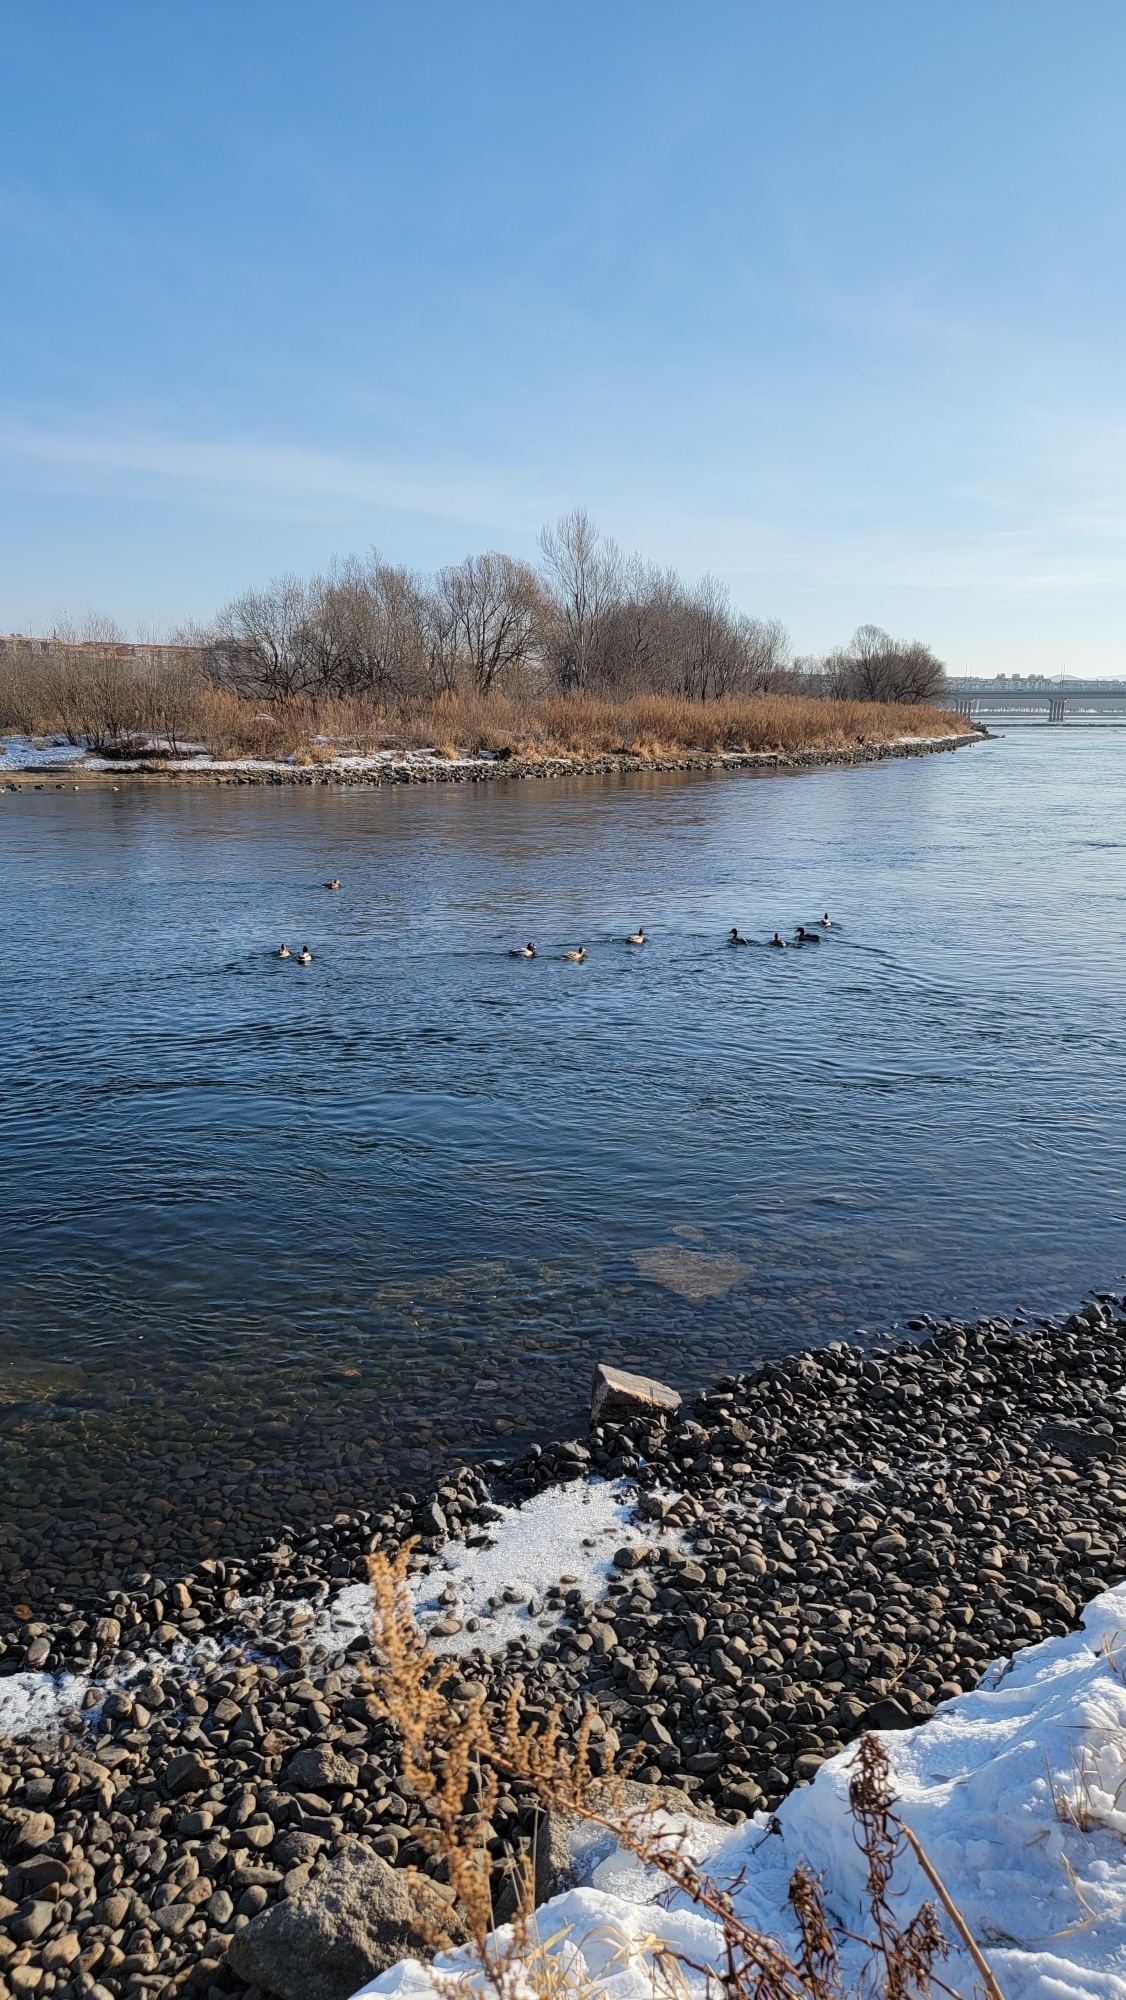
[[206, 510, 947, 708]]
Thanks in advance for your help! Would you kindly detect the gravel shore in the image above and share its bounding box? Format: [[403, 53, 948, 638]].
[[1, 1286, 1123, 2000], [1, 730, 976, 791]]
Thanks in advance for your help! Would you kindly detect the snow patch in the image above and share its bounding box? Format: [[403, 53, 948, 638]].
[[0, 736, 85, 770], [269, 1476, 676, 1662], [410, 1476, 675, 1657], [80, 749, 497, 775], [0, 1669, 90, 1738], [0, 1629, 226, 1743]]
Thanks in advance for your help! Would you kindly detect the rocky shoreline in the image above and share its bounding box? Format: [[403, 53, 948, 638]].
[[2, 730, 977, 791], [2, 1285, 1123, 2000]]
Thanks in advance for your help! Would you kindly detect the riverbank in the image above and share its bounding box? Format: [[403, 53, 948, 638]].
[[0, 1288, 1122, 1999], [0, 729, 978, 789], [361, 1593, 1126, 2000]]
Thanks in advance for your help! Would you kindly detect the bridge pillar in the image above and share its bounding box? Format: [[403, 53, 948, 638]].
[[1049, 696, 1067, 723]]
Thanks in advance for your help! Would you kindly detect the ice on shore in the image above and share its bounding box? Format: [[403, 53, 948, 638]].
[[359, 1582, 1126, 2000]]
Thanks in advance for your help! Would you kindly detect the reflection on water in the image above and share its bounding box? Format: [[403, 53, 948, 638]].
[[1, 731, 1125, 1604]]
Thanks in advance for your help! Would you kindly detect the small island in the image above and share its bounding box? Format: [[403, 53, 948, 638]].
[[0, 515, 974, 785]]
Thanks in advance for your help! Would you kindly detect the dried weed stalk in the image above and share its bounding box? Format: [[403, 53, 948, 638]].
[[366, 1544, 999, 2000]]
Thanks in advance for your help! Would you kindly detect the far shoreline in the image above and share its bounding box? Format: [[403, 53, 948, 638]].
[[1, 726, 981, 790]]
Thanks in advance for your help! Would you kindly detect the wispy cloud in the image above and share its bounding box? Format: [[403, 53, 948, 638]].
[[4, 416, 1126, 611], [0, 419, 543, 530]]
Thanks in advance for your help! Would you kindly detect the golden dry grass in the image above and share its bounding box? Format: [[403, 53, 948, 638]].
[[0, 647, 969, 765]]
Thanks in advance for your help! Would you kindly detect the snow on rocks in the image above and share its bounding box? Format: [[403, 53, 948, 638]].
[[0, 735, 84, 769], [0, 1627, 229, 1743], [410, 1476, 681, 1657], [149, 1475, 679, 1672], [0, 1475, 665, 1732], [359, 1584, 1126, 2000], [0, 1665, 90, 1740]]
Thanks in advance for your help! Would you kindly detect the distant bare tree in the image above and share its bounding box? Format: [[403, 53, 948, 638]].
[[582, 564, 793, 702], [581, 559, 671, 695], [677, 575, 744, 701], [739, 615, 793, 691], [538, 509, 624, 692], [431, 551, 545, 695], [210, 574, 319, 698], [50, 611, 127, 646], [825, 625, 946, 705], [135, 646, 209, 755], [307, 556, 432, 700], [210, 558, 438, 703]]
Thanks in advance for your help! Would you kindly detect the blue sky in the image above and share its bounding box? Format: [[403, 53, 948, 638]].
[[2, 2, 1125, 671]]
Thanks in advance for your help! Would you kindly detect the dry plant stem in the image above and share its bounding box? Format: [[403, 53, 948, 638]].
[[894, 1826, 1006, 2000], [366, 1549, 987, 2000]]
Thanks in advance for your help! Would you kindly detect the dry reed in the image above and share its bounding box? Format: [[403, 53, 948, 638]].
[[0, 647, 970, 766]]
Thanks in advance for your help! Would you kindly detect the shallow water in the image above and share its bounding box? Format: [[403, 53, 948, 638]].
[[2, 732, 1125, 1605]]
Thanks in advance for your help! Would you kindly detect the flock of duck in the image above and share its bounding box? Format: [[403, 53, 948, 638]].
[[274, 881, 835, 966], [508, 914, 835, 960], [730, 914, 834, 948]]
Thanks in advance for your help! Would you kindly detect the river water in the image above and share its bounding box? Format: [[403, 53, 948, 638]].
[[2, 729, 1125, 1607]]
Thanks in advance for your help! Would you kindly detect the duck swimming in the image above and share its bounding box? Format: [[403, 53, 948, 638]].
[[627, 928, 646, 945], [297, 945, 313, 964], [820, 912, 833, 928], [276, 944, 291, 959], [769, 932, 787, 948], [729, 927, 751, 946], [508, 941, 536, 958], [795, 926, 821, 944], [324, 878, 342, 890], [565, 946, 587, 963]]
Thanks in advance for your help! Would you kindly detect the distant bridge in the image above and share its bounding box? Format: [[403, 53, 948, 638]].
[[951, 680, 1126, 723]]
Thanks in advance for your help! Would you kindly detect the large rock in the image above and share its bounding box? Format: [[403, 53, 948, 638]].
[[590, 1363, 681, 1428], [163, 1752, 214, 1797], [283, 1744, 357, 1793], [8, 1813, 55, 1854], [226, 1842, 465, 2000], [417, 1500, 448, 1539], [858, 1696, 915, 1732]]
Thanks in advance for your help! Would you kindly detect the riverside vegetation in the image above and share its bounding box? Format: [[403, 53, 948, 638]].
[[0, 1290, 1123, 2000], [0, 513, 968, 772]]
